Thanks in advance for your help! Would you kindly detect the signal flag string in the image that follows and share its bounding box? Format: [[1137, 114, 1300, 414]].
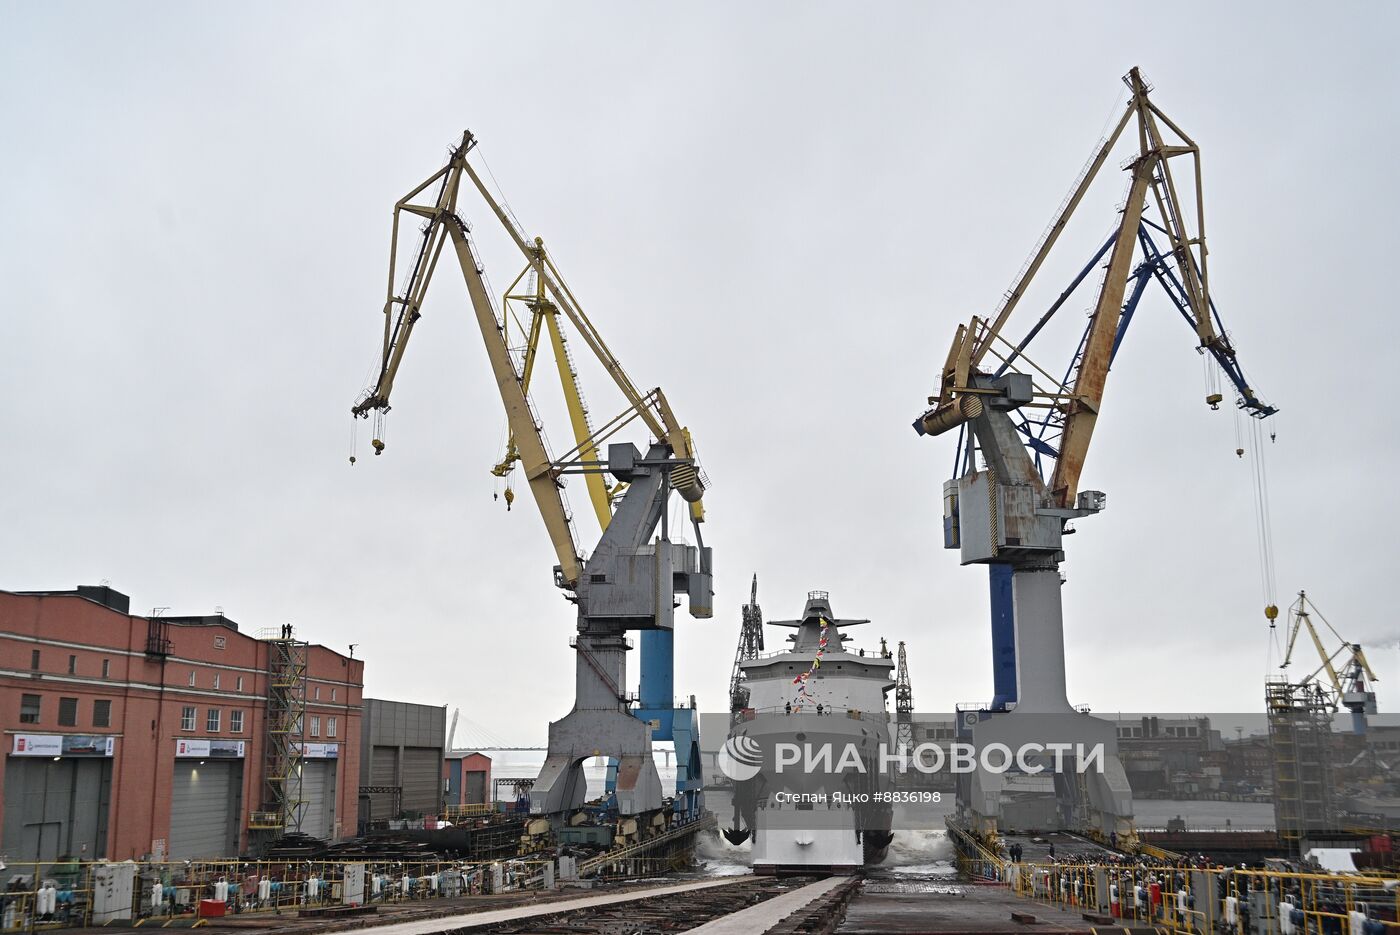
[[791, 617, 831, 710]]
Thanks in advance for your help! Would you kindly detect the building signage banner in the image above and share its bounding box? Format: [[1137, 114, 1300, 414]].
[[12, 734, 115, 757], [298, 742, 339, 759], [175, 739, 245, 758]]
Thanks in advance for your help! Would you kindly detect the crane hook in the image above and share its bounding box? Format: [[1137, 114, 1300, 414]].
[[372, 438, 385, 456], [504, 487, 515, 510]]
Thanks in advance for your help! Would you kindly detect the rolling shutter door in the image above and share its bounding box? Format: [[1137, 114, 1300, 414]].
[[400, 748, 441, 817], [297, 761, 337, 841], [169, 761, 240, 859], [366, 747, 398, 821], [2, 758, 111, 861]]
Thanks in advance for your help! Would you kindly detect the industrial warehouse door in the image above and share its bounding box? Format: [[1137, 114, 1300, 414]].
[[401, 748, 442, 817], [2, 758, 111, 860], [367, 747, 399, 824], [466, 770, 486, 804], [296, 761, 337, 841], [169, 761, 242, 859]]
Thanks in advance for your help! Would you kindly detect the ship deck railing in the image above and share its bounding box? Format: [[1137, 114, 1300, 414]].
[[735, 705, 884, 720], [744, 646, 892, 661]]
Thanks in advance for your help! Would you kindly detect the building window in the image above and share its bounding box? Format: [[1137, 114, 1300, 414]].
[[20, 694, 41, 724], [230, 710, 244, 734], [313, 686, 320, 701], [236, 676, 244, 692], [67, 654, 77, 674], [58, 697, 78, 726], [331, 688, 337, 702], [93, 700, 112, 728], [180, 706, 196, 731], [102, 659, 111, 678], [213, 673, 221, 690], [188, 671, 196, 687], [309, 716, 320, 738], [206, 709, 221, 732], [327, 717, 337, 738], [30, 649, 40, 670]]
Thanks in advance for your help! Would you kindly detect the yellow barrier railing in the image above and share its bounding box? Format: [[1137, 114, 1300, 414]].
[[1002, 859, 1400, 935]]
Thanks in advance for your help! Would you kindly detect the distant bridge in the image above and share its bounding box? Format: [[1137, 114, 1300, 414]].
[[463, 745, 709, 767]]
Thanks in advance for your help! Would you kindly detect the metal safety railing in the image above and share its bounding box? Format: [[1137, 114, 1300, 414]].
[[1001, 859, 1400, 935], [0, 857, 553, 932]]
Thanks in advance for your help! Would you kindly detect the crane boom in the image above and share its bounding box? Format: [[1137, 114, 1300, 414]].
[[455, 153, 701, 466], [445, 219, 584, 585], [352, 134, 583, 584], [1050, 151, 1155, 505], [919, 68, 1274, 509]]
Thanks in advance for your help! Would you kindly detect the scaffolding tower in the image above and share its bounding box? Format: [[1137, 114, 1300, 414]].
[[250, 628, 308, 835], [1266, 678, 1338, 851]]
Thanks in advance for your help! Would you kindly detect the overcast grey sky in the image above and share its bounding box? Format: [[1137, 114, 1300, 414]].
[[3, 3, 1397, 743]]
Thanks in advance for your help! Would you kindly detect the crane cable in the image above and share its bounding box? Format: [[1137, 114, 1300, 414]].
[[1246, 413, 1279, 626]]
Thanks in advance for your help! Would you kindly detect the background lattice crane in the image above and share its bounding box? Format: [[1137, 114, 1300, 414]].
[[729, 575, 766, 722], [1277, 590, 1379, 728], [894, 641, 914, 751]]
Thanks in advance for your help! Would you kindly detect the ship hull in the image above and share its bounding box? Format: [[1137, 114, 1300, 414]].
[[728, 711, 894, 874]]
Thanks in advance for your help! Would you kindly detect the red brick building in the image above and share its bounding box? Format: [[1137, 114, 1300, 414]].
[[0, 586, 364, 861]]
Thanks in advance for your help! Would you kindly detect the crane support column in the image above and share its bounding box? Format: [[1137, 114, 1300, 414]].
[[531, 442, 712, 821], [988, 563, 1017, 710], [944, 375, 1134, 839], [1009, 565, 1070, 712]]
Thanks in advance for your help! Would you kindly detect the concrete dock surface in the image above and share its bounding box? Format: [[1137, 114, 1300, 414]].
[[839, 876, 1100, 934]]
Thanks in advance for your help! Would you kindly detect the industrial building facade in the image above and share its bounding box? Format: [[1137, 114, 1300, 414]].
[[0, 586, 364, 861], [358, 699, 446, 829]]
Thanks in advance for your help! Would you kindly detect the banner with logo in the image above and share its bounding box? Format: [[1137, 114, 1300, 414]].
[[12, 734, 115, 757], [298, 742, 340, 759], [175, 739, 245, 758]]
